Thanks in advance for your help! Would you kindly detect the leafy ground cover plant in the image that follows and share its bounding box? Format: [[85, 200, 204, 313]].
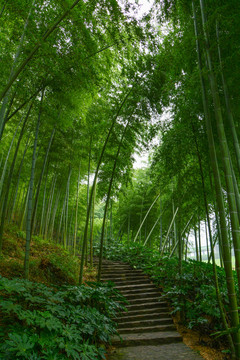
[[0, 276, 126, 359]]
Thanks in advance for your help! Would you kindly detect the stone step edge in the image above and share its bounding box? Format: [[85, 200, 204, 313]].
[[118, 324, 176, 334], [111, 331, 182, 347], [118, 318, 172, 327], [116, 312, 171, 321]]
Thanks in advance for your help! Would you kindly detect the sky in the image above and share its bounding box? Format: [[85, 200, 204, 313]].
[[119, 0, 154, 20], [133, 151, 149, 169]]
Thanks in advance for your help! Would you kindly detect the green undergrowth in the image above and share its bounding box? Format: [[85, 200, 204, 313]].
[[97, 242, 238, 338], [0, 225, 95, 285], [0, 276, 126, 359]]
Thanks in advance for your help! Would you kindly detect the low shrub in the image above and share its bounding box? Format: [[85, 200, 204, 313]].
[[0, 276, 126, 359]]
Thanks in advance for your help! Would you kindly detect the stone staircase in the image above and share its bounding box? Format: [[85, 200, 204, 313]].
[[97, 258, 203, 360]]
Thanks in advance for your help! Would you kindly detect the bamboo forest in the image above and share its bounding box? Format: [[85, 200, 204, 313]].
[[0, 0, 240, 359]]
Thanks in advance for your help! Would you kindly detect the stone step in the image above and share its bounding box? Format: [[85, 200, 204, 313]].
[[108, 343, 204, 360], [117, 312, 171, 323], [111, 331, 182, 347], [102, 279, 151, 287], [123, 296, 162, 305], [101, 270, 143, 276], [120, 286, 158, 295], [101, 274, 148, 280], [115, 283, 156, 291], [118, 318, 173, 329], [101, 266, 133, 271], [126, 301, 168, 311], [103, 279, 150, 285], [122, 306, 169, 317], [118, 324, 176, 334], [93, 260, 124, 265], [122, 291, 161, 301]]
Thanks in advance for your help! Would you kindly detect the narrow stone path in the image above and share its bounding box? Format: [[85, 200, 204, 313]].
[[98, 259, 204, 360]]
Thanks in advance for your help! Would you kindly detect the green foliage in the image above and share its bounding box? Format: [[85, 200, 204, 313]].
[[99, 242, 236, 335], [0, 276, 126, 359]]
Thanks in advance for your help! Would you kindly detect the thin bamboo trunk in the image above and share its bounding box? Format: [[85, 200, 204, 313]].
[[85, 140, 92, 266], [194, 228, 199, 261], [193, 2, 240, 356], [49, 189, 60, 240], [31, 128, 55, 234], [24, 89, 43, 279], [8, 134, 30, 223], [89, 180, 96, 267], [20, 184, 30, 230], [0, 0, 35, 138], [0, 117, 23, 198], [127, 212, 130, 243], [134, 194, 160, 243], [0, 102, 32, 254], [97, 122, 129, 281], [198, 218, 202, 261], [64, 168, 72, 249], [44, 176, 56, 239], [205, 220, 210, 262], [200, 0, 240, 291], [39, 175, 48, 237], [0, 0, 83, 102], [73, 163, 81, 256], [79, 89, 131, 284], [160, 205, 179, 255], [216, 21, 240, 177]]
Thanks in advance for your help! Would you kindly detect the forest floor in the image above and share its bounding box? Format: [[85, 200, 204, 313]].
[[0, 225, 96, 285], [0, 230, 230, 360], [172, 313, 229, 360]]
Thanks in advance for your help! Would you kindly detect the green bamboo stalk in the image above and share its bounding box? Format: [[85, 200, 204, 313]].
[[73, 162, 81, 256], [216, 20, 240, 177], [198, 217, 202, 261], [0, 117, 23, 198], [199, 0, 240, 291], [89, 180, 96, 267], [31, 127, 55, 234], [169, 215, 194, 258], [133, 194, 160, 244], [44, 176, 57, 239], [160, 206, 179, 255], [20, 184, 30, 230], [24, 89, 43, 279], [0, 0, 82, 102], [0, 102, 32, 255], [97, 122, 130, 281], [193, 2, 240, 356], [49, 189, 60, 240], [79, 89, 132, 284], [0, 0, 35, 137], [144, 211, 163, 246]]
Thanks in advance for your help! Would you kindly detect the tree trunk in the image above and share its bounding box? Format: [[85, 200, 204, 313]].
[[73, 162, 81, 256], [200, 0, 240, 291], [0, 0, 35, 138], [31, 127, 55, 234], [79, 89, 131, 284], [0, 0, 84, 103], [24, 89, 43, 279], [193, 2, 240, 356], [0, 102, 32, 255], [97, 122, 129, 281]]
